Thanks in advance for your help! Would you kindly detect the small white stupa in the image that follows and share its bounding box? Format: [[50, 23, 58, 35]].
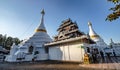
[[88, 22, 108, 51], [5, 9, 52, 62], [110, 39, 120, 56]]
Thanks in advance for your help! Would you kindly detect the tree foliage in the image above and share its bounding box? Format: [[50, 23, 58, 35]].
[[0, 34, 21, 50], [106, 0, 120, 21]]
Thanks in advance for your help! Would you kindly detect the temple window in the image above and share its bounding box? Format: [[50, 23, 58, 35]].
[[59, 36, 63, 38], [34, 51, 39, 55], [28, 46, 34, 54], [45, 47, 49, 53], [87, 47, 90, 53]]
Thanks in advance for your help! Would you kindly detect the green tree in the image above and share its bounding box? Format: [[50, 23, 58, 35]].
[[0, 34, 3, 46], [5, 36, 13, 50], [13, 37, 21, 45], [0, 34, 7, 47], [0, 34, 21, 50], [2, 34, 7, 47], [106, 0, 120, 21]]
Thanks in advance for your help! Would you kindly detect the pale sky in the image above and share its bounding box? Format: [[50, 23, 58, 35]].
[[0, 0, 120, 44]]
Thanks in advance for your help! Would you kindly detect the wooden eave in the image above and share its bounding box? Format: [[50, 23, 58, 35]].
[[44, 35, 95, 47]]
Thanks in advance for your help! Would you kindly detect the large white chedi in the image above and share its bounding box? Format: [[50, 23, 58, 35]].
[[5, 10, 52, 62], [88, 22, 108, 50]]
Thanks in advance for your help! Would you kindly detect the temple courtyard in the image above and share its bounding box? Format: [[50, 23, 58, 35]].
[[0, 57, 120, 70]]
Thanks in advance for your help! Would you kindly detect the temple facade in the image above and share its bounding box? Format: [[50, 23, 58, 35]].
[[45, 19, 94, 62], [5, 10, 52, 62]]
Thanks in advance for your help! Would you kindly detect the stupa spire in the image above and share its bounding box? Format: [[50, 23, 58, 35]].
[[35, 9, 47, 32], [110, 38, 114, 43], [88, 21, 99, 39]]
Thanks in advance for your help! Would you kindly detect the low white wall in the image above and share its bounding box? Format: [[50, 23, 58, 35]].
[[49, 42, 87, 62]]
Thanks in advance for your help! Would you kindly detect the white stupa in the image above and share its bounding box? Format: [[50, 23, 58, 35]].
[[5, 9, 52, 62], [88, 22, 108, 50], [20, 9, 52, 47], [110, 39, 120, 56]]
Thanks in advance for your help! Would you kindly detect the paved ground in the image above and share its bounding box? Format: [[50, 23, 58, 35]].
[[0, 57, 120, 70], [80, 56, 120, 70], [0, 61, 89, 70]]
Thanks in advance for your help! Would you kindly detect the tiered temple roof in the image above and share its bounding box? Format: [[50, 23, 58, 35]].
[[52, 18, 94, 44], [54, 18, 85, 41]]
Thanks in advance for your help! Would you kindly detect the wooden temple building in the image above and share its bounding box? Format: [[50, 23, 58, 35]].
[[45, 18, 95, 62]]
